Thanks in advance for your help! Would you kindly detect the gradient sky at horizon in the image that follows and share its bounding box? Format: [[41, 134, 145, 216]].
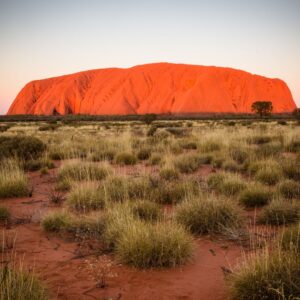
[[0, 0, 299, 114]]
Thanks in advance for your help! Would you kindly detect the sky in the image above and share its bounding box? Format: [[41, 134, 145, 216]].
[[0, 0, 299, 114]]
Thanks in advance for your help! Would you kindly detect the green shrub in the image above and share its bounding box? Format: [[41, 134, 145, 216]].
[[67, 182, 105, 212], [42, 211, 72, 232], [0, 160, 29, 198], [23, 159, 54, 172], [116, 222, 193, 268], [239, 186, 272, 208], [229, 250, 300, 300], [0, 205, 10, 221], [131, 200, 162, 221], [278, 180, 300, 199], [159, 168, 180, 181], [0, 267, 47, 300], [0, 136, 46, 160], [176, 196, 241, 235], [115, 152, 138, 165], [258, 200, 299, 225]]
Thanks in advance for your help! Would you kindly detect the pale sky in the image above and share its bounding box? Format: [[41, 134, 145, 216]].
[[0, 0, 299, 114]]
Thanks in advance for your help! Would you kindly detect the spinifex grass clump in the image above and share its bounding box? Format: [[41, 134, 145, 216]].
[[0, 159, 29, 198], [0, 205, 10, 221], [207, 172, 246, 196], [174, 153, 201, 174], [58, 161, 111, 182], [42, 211, 72, 232], [229, 249, 300, 300], [277, 180, 300, 199], [280, 223, 300, 253], [116, 221, 193, 268], [239, 185, 273, 208], [130, 200, 162, 221], [67, 182, 105, 212], [159, 168, 180, 181], [115, 152, 137, 165], [258, 200, 299, 225], [176, 195, 241, 235], [0, 266, 48, 300]]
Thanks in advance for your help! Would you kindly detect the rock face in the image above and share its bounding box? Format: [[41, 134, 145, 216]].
[[8, 63, 296, 115]]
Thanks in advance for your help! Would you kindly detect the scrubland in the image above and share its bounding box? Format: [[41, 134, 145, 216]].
[[0, 119, 299, 299]]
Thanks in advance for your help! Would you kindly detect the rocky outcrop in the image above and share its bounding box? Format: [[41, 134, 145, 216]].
[[7, 63, 296, 115]]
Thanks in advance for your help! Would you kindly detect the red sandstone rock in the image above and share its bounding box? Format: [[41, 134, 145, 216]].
[[7, 63, 296, 115]]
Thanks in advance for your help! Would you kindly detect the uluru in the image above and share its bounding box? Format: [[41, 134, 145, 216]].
[[7, 63, 296, 115]]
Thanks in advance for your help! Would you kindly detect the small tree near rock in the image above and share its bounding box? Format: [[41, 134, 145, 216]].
[[251, 101, 273, 117]]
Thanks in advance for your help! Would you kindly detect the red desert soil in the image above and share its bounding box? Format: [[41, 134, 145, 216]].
[[1, 165, 244, 300], [8, 62, 296, 115]]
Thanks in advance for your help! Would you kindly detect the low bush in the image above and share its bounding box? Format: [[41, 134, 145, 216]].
[[258, 200, 299, 225], [239, 186, 272, 208], [116, 222, 193, 268], [0, 136, 46, 160], [23, 159, 54, 172], [176, 196, 241, 235], [115, 152, 138, 165], [278, 179, 300, 199], [67, 182, 105, 212], [229, 250, 300, 300]]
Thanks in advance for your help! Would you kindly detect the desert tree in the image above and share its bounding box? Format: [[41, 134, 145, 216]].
[[251, 101, 273, 117]]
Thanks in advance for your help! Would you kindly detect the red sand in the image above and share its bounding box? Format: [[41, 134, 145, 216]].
[[8, 63, 296, 115], [1, 165, 243, 300]]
